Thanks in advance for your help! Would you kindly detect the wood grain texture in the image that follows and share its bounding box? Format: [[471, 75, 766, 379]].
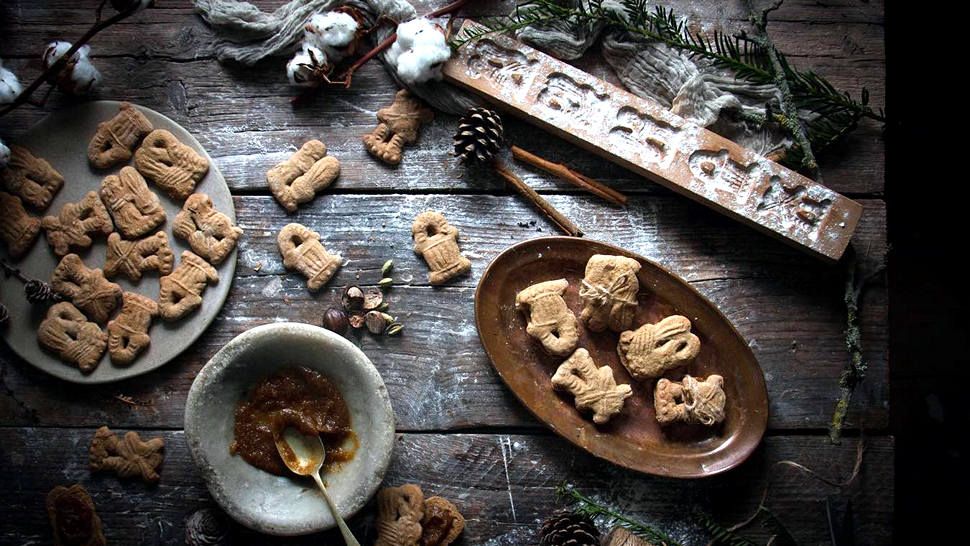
[[0, 1, 886, 196], [0, 429, 892, 546], [0, 194, 888, 431], [0, 1, 889, 544]]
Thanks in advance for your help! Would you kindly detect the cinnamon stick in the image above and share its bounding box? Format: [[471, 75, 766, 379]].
[[510, 145, 628, 206], [493, 162, 583, 237]]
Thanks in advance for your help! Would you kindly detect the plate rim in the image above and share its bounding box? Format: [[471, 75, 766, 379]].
[[474, 236, 769, 478], [0, 100, 237, 384]]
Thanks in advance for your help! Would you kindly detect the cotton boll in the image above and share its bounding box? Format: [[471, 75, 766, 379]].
[[287, 45, 329, 86], [0, 60, 22, 105], [42, 42, 101, 95], [389, 19, 451, 84], [305, 11, 359, 61], [0, 138, 10, 170]]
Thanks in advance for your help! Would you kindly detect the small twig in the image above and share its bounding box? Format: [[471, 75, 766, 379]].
[[0, 4, 144, 118], [0, 260, 31, 283], [493, 161, 583, 237], [510, 145, 627, 206]]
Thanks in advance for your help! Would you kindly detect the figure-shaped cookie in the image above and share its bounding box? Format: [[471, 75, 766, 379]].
[[376, 484, 425, 546], [578, 254, 640, 332], [51, 254, 122, 324], [0, 191, 41, 258], [173, 193, 242, 265], [515, 279, 579, 356], [46, 484, 106, 546], [134, 129, 209, 200], [0, 145, 64, 210], [363, 90, 434, 165], [655, 374, 726, 426], [551, 348, 632, 425], [89, 425, 165, 482], [104, 231, 174, 281], [42, 191, 114, 256], [617, 315, 701, 381], [412, 211, 471, 285], [421, 496, 465, 546], [99, 166, 165, 238], [38, 302, 107, 373], [277, 223, 341, 291], [106, 292, 158, 366], [266, 140, 340, 212], [158, 250, 218, 321], [88, 101, 153, 169]]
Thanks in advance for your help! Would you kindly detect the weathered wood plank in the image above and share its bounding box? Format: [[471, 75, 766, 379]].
[[0, 429, 893, 545], [0, 194, 888, 431], [0, 1, 886, 196]]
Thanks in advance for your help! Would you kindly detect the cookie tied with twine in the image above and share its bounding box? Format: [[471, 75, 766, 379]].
[[578, 254, 640, 333], [655, 374, 726, 426]]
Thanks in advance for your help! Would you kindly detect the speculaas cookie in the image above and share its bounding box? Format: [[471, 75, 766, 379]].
[[655, 374, 726, 426], [617, 315, 700, 381], [99, 166, 166, 238], [38, 302, 107, 373], [552, 348, 632, 425], [578, 254, 640, 333], [421, 496, 465, 546], [376, 484, 425, 546], [104, 231, 174, 281], [106, 292, 158, 366], [88, 101, 153, 169], [0, 191, 41, 258], [134, 129, 209, 200], [46, 484, 106, 546], [51, 254, 122, 324], [277, 223, 341, 291], [515, 278, 579, 357], [89, 425, 165, 482], [266, 140, 340, 212], [412, 211, 471, 285], [0, 145, 64, 210], [42, 191, 114, 256], [363, 90, 434, 165], [158, 250, 218, 321], [172, 193, 242, 265]]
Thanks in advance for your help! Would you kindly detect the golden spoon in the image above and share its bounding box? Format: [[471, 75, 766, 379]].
[[274, 427, 361, 546]]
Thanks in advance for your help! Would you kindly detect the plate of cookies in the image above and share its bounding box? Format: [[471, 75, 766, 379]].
[[0, 101, 240, 383], [475, 237, 768, 478]]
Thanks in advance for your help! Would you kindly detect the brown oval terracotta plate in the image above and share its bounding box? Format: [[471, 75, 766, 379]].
[[0, 101, 237, 384], [475, 237, 768, 478]]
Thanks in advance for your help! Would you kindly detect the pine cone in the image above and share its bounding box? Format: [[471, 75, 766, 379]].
[[24, 279, 60, 304], [453, 107, 505, 164], [539, 512, 601, 546], [185, 507, 229, 546], [0, 303, 9, 326]]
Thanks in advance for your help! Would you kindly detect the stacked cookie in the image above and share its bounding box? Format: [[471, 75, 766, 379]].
[[1, 102, 242, 374], [516, 254, 727, 427]]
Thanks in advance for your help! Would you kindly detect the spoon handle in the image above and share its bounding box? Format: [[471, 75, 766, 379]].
[[311, 472, 362, 546]]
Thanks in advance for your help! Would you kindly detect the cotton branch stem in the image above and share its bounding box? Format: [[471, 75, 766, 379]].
[[510, 145, 627, 206], [335, 0, 473, 87], [493, 161, 583, 237], [0, 6, 141, 118]]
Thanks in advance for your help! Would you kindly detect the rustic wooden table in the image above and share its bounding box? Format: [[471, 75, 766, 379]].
[[0, 1, 890, 544]]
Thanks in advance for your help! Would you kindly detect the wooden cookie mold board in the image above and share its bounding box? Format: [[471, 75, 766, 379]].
[[442, 22, 862, 262]]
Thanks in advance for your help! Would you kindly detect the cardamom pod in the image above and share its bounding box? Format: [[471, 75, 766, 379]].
[[384, 323, 403, 336], [381, 259, 394, 276], [379, 277, 393, 290]]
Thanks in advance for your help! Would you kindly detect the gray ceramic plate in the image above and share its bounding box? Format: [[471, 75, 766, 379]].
[[0, 101, 236, 383], [184, 323, 396, 536]]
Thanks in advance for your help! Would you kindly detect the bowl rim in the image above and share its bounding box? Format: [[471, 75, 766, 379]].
[[183, 322, 396, 536]]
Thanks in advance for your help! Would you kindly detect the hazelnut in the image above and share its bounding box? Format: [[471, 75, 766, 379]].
[[365, 310, 387, 334], [342, 285, 365, 311], [322, 307, 348, 335]]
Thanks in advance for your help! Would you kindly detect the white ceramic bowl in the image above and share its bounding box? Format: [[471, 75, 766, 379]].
[[184, 322, 395, 536]]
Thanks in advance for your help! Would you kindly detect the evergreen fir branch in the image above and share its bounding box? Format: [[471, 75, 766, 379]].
[[556, 483, 682, 546]]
